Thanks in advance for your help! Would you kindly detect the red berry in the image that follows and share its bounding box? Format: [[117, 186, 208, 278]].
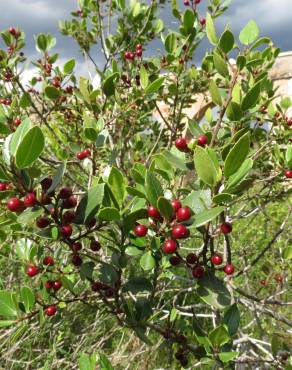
[[45, 280, 53, 290], [41, 177, 53, 191], [129, 52, 135, 60], [147, 206, 161, 219], [192, 265, 204, 278], [105, 287, 115, 297], [125, 51, 131, 60], [86, 218, 96, 228], [72, 254, 82, 266], [275, 274, 284, 283], [224, 264, 234, 275], [24, 192, 37, 207], [77, 151, 86, 160], [63, 195, 77, 209], [65, 85, 73, 94], [186, 253, 197, 265], [53, 280, 62, 291], [171, 199, 182, 212], [14, 117, 21, 127], [284, 170, 292, 178], [8, 27, 16, 36], [45, 305, 57, 316], [26, 264, 39, 277], [195, 0, 201, 4], [175, 137, 188, 152], [200, 17, 206, 26], [220, 222, 232, 234], [83, 149, 91, 157], [0, 182, 8, 191], [61, 224, 73, 238], [136, 49, 142, 57], [7, 198, 24, 212], [36, 216, 50, 229], [197, 135, 208, 147], [62, 210, 75, 224], [163, 239, 177, 254], [136, 44, 142, 50], [59, 187, 72, 199], [134, 224, 148, 237], [211, 254, 223, 265], [171, 224, 189, 239], [183, 0, 190, 5], [71, 242, 82, 253], [260, 279, 267, 286], [176, 206, 191, 221], [169, 255, 181, 266], [40, 192, 52, 205], [90, 240, 101, 251], [43, 256, 54, 266], [91, 282, 105, 291]]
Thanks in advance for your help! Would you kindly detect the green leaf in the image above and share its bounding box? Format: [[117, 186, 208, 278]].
[[0, 291, 18, 318], [145, 171, 164, 207], [125, 246, 144, 256], [102, 72, 119, 97], [75, 184, 105, 224], [122, 277, 152, 294], [164, 33, 177, 54], [45, 86, 61, 100], [36, 33, 47, 52], [226, 158, 253, 189], [183, 9, 195, 33], [239, 20, 259, 45], [213, 193, 233, 205], [206, 13, 218, 45], [219, 29, 234, 53], [79, 77, 90, 103], [63, 59, 75, 74], [285, 145, 292, 166], [145, 77, 165, 94], [197, 271, 231, 309], [15, 127, 45, 169], [236, 55, 246, 71], [209, 80, 222, 106], [157, 197, 173, 220], [98, 353, 114, 370], [108, 167, 126, 208], [218, 352, 239, 363], [9, 118, 31, 156], [46, 162, 66, 194], [140, 65, 149, 89], [98, 207, 120, 221], [79, 353, 97, 370], [17, 208, 43, 224], [194, 147, 218, 187], [282, 246, 292, 260], [191, 206, 224, 228], [140, 251, 155, 271], [20, 286, 35, 312], [226, 102, 243, 121], [182, 190, 212, 213], [19, 92, 32, 108], [162, 150, 188, 171], [213, 52, 229, 78], [80, 262, 95, 281], [224, 133, 250, 178], [123, 208, 148, 234], [209, 325, 230, 348], [0, 320, 17, 328], [223, 304, 240, 336], [241, 82, 261, 111]]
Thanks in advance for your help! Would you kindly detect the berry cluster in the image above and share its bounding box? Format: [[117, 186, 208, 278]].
[[124, 44, 143, 61]]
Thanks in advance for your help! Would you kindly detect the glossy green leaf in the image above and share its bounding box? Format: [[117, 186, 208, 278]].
[[45, 86, 61, 100], [213, 52, 229, 77], [218, 352, 239, 363], [98, 353, 114, 370], [183, 9, 195, 33], [226, 158, 253, 189], [241, 82, 261, 111], [191, 206, 224, 227], [157, 197, 173, 220], [20, 286, 35, 312], [140, 65, 149, 89], [9, 118, 31, 156], [162, 150, 188, 171], [282, 246, 292, 260], [206, 13, 218, 45], [63, 59, 75, 74], [223, 304, 240, 336], [145, 77, 165, 94], [182, 190, 212, 213], [46, 162, 66, 194], [209, 325, 230, 347], [209, 80, 222, 106], [15, 127, 45, 169], [164, 33, 177, 54], [0, 291, 18, 317], [226, 101, 243, 121], [224, 133, 250, 178], [102, 72, 119, 97], [108, 167, 126, 208], [75, 184, 105, 224], [285, 145, 292, 166], [219, 29, 234, 53], [145, 171, 163, 208], [98, 207, 120, 221], [239, 20, 259, 45], [79, 353, 97, 370], [122, 277, 152, 294], [140, 251, 155, 271], [36, 33, 47, 52], [194, 147, 218, 187]]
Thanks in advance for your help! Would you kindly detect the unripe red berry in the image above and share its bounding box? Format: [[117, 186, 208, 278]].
[[72, 254, 82, 266], [186, 253, 197, 265], [61, 224, 72, 238], [36, 216, 50, 229], [192, 265, 204, 278], [200, 17, 206, 26], [59, 187, 72, 199], [45, 280, 54, 290], [62, 210, 75, 224], [63, 195, 77, 209], [171, 199, 182, 212], [53, 280, 62, 291], [134, 224, 148, 237], [0, 182, 8, 191], [26, 264, 39, 277], [176, 206, 191, 221], [7, 198, 24, 212], [197, 135, 208, 147], [71, 242, 82, 253], [284, 170, 292, 178], [8, 27, 16, 36], [45, 305, 57, 316], [169, 255, 181, 266], [171, 224, 189, 239], [43, 256, 54, 266], [90, 240, 101, 251], [147, 206, 161, 219], [220, 222, 232, 234], [24, 192, 37, 207], [175, 137, 188, 152], [163, 239, 178, 254], [14, 117, 21, 127], [224, 264, 234, 275], [211, 254, 223, 265]]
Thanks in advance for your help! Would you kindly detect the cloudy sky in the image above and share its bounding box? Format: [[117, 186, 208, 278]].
[[1, 0, 292, 81]]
